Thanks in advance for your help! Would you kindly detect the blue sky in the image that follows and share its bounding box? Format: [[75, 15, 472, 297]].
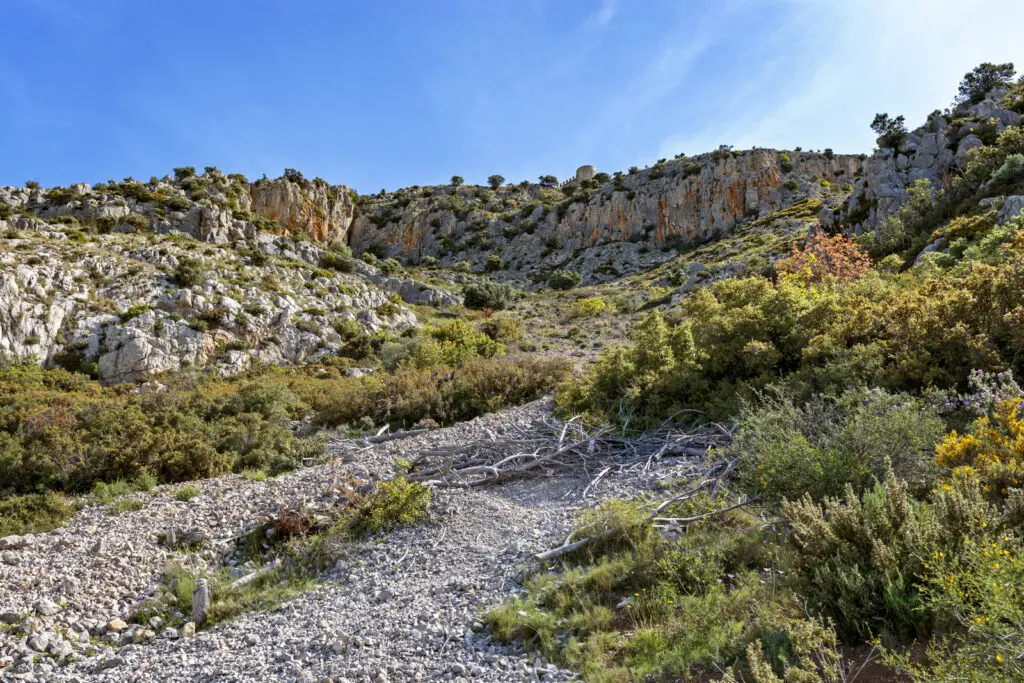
[[1, 0, 1021, 193]]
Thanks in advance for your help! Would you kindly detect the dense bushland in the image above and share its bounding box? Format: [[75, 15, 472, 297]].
[[517, 72, 1024, 681], [294, 353, 570, 429], [491, 383, 1024, 681], [0, 360, 323, 495], [560, 248, 1024, 426], [0, 352, 569, 519]]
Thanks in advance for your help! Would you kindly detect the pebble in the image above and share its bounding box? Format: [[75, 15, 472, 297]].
[[106, 619, 128, 633], [0, 401, 636, 681]]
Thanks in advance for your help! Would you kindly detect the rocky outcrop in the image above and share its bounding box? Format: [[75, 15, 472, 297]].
[[836, 88, 1022, 235], [348, 149, 861, 283], [249, 178, 354, 243], [0, 228, 418, 384], [2, 174, 356, 247], [544, 151, 859, 248]]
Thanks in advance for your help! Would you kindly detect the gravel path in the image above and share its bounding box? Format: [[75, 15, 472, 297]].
[[0, 400, 665, 682]]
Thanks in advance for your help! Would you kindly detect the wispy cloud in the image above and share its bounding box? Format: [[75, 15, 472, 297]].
[[19, 0, 102, 26], [657, 0, 1024, 157], [578, 1, 739, 156], [582, 0, 618, 31]]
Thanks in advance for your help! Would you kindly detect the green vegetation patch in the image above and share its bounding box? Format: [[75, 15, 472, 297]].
[[135, 477, 430, 630], [0, 491, 76, 536]]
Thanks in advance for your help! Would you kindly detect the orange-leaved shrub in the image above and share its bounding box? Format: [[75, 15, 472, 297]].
[[775, 229, 871, 283]]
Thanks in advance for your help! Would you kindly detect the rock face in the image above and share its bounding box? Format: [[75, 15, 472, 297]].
[[0, 174, 355, 247], [249, 178, 355, 243], [0, 227, 421, 384], [836, 88, 1022, 235], [348, 149, 861, 283], [0, 169, 473, 384]]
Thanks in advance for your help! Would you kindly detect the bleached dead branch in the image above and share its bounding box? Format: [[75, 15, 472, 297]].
[[399, 417, 728, 489]]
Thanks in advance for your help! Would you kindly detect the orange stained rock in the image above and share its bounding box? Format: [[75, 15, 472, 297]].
[[616, 205, 631, 241], [656, 198, 671, 245]]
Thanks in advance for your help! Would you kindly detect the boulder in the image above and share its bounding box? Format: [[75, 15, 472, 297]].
[[997, 195, 1024, 224], [955, 134, 984, 167]]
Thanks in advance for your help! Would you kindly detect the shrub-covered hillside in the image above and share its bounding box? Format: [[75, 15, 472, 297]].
[[482, 63, 1024, 683], [4, 60, 1024, 683]]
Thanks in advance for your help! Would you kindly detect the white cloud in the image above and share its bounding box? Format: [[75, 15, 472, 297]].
[[581, 2, 740, 150], [658, 0, 1024, 156], [20, 0, 101, 25], [583, 0, 618, 31]]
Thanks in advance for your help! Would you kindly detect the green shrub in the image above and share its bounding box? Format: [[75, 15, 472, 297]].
[[463, 281, 516, 310], [359, 251, 378, 265], [332, 318, 363, 340], [110, 497, 144, 515], [378, 258, 402, 275], [885, 505, 1024, 680], [548, 269, 582, 290], [175, 484, 201, 501], [119, 304, 151, 322], [733, 389, 945, 503], [47, 186, 81, 204], [570, 296, 611, 318], [241, 468, 267, 482], [783, 468, 941, 642], [320, 251, 355, 273], [401, 320, 504, 369], [0, 492, 75, 536], [173, 257, 208, 288], [352, 478, 431, 535], [990, 153, 1024, 185], [479, 316, 523, 342], [162, 194, 190, 212], [375, 302, 400, 317], [223, 378, 303, 422], [485, 254, 503, 271]]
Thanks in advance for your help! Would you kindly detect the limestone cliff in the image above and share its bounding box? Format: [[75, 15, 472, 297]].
[[0, 229, 419, 384], [250, 178, 355, 243], [835, 87, 1022, 235], [0, 173, 355, 247], [349, 149, 862, 283]]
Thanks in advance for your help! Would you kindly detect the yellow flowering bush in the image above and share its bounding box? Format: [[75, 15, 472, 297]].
[[936, 398, 1024, 494], [886, 530, 1024, 681], [569, 296, 612, 318]]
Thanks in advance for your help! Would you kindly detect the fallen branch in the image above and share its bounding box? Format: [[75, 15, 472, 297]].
[[653, 497, 760, 526], [535, 533, 612, 562], [399, 416, 727, 490], [229, 556, 283, 590], [365, 428, 430, 444], [535, 460, 744, 562]]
